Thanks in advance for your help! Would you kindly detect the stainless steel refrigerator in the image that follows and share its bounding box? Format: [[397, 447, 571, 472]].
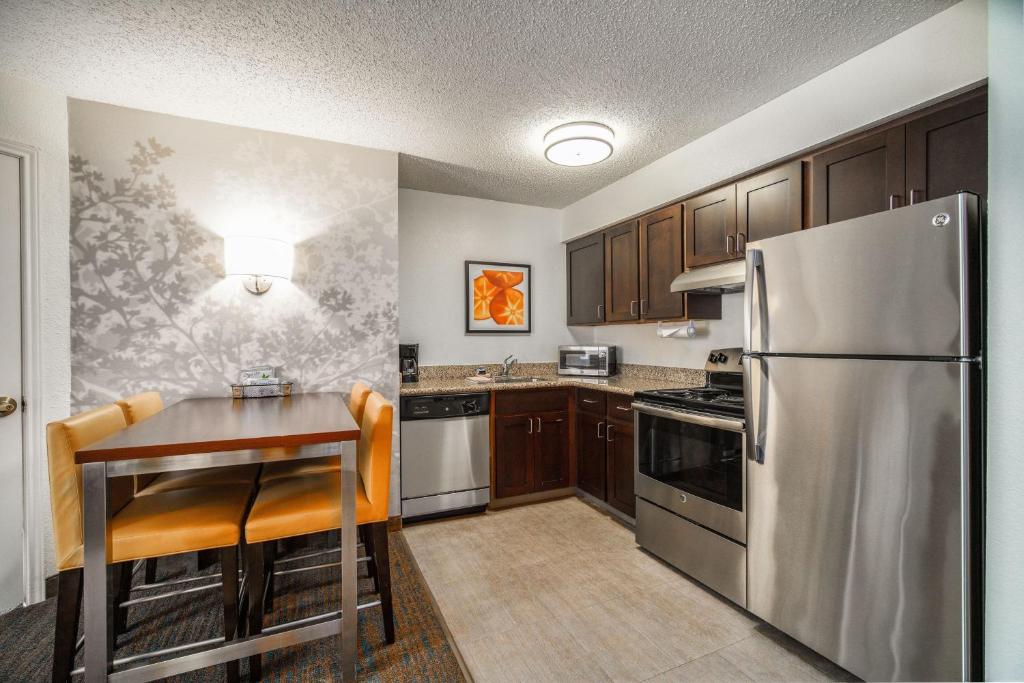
[[742, 193, 982, 682]]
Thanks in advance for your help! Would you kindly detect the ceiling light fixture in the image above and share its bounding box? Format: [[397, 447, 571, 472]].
[[543, 122, 615, 166]]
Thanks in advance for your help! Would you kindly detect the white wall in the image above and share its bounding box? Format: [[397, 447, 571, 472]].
[[562, 0, 988, 239], [985, 1, 1024, 678], [399, 189, 582, 365], [589, 294, 743, 367], [0, 73, 71, 582]]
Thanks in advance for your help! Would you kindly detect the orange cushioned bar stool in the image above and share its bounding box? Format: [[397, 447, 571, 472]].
[[243, 391, 395, 678], [47, 404, 251, 683], [258, 380, 372, 484]]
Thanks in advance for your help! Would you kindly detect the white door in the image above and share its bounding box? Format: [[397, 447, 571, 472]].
[[0, 152, 24, 612]]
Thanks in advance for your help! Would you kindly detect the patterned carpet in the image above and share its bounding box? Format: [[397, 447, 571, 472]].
[[0, 532, 465, 682]]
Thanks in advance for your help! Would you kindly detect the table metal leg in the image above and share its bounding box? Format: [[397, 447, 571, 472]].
[[340, 439, 357, 683], [83, 461, 112, 682]]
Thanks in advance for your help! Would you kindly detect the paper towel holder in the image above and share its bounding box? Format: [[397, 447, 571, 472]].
[[656, 320, 698, 339]]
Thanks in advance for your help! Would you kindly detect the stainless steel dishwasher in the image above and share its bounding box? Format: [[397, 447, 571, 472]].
[[400, 392, 490, 520]]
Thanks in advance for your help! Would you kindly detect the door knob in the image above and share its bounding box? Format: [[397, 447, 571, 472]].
[[0, 396, 17, 417]]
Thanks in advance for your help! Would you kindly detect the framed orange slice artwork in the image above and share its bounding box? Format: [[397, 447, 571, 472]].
[[465, 260, 532, 333]]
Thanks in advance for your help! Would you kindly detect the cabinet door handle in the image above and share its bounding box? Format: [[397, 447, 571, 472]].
[[607, 424, 615, 442], [615, 405, 631, 412], [528, 418, 533, 434], [726, 234, 735, 254], [535, 417, 542, 433], [582, 398, 598, 404], [909, 189, 922, 205], [597, 421, 605, 438], [737, 233, 746, 253], [888, 194, 901, 210], [597, 304, 604, 320], [630, 300, 638, 317], [640, 299, 648, 315]]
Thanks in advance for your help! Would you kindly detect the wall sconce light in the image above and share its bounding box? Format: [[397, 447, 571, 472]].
[[224, 235, 294, 295]]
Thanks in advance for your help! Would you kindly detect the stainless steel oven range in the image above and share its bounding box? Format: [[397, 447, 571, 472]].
[[632, 347, 747, 607]]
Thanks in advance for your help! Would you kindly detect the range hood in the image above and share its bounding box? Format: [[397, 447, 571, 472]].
[[670, 259, 745, 294]]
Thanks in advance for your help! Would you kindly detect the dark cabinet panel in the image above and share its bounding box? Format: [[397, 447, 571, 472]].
[[737, 161, 803, 250], [685, 185, 737, 268], [811, 128, 905, 227], [494, 415, 533, 498], [566, 233, 605, 325], [576, 411, 606, 500], [495, 388, 569, 416], [605, 418, 635, 517], [577, 388, 607, 416], [639, 204, 684, 319], [906, 94, 987, 203], [604, 220, 640, 321], [535, 412, 570, 491]]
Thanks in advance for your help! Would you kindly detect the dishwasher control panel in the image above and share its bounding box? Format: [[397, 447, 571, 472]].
[[400, 392, 490, 420]]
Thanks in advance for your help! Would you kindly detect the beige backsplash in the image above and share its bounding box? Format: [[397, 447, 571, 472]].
[[419, 362, 705, 384]]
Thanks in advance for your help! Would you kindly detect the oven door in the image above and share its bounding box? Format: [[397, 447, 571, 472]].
[[558, 347, 607, 376], [633, 403, 746, 543]]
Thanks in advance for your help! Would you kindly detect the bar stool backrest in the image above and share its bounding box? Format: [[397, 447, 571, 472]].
[[357, 392, 393, 524], [45, 404, 131, 571], [116, 392, 165, 491], [116, 391, 164, 424], [348, 381, 372, 425]]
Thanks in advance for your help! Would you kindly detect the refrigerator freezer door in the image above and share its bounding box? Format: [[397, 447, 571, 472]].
[[745, 355, 974, 682], [745, 193, 978, 357]]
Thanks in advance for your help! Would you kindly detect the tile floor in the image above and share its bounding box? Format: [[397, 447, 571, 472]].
[[403, 496, 857, 682]]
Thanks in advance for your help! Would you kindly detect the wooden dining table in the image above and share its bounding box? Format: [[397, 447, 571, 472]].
[[74, 393, 362, 683]]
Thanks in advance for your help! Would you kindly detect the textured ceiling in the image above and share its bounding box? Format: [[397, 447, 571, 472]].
[[0, 0, 955, 208]]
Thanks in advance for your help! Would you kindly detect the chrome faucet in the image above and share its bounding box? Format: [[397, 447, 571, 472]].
[[499, 354, 518, 377]]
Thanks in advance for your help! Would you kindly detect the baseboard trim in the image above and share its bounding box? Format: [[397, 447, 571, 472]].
[[487, 487, 574, 510]]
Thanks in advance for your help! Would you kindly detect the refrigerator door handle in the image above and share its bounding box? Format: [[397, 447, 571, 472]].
[[745, 249, 768, 353], [743, 355, 768, 464]]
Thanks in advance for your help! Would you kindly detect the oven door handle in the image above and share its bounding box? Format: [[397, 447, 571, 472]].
[[631, 402, 745, 433]]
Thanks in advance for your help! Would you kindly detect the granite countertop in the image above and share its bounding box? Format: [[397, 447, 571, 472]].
[[399, 363, 705, 397]]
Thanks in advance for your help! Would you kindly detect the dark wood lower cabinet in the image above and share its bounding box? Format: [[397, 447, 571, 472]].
[[535, 412, 570, 490], [576, 411, 606, 499], [493, 391, 571, 499], [605, 418, 635, 517], [494, 414, 534, 498]]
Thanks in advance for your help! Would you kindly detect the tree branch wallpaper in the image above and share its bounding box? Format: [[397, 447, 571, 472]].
[[68, 99, 399, 507]]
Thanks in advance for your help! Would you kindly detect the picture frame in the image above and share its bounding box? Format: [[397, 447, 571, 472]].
[[464, 260, 532, 334]]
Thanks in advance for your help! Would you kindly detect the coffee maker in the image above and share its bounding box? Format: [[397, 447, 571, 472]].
[[399, 343, 419, 383]]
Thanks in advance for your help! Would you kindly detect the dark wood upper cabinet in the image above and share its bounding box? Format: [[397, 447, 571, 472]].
[[685, 185, 737, 268], [565, 233, 605, 325], [605, 416, 635, 517], [603, 220, 640, 321], [737, 161, 803, 251], [639, 204, 684, 319], [811, 128, 905, 227], [576, 410, 606, 500], [534, 412, 570, 491], [494, 415, 533, 499], [906, 94, 987, 203]]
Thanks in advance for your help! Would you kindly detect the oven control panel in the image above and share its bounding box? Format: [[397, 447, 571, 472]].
[[704, 347, 743, 372]]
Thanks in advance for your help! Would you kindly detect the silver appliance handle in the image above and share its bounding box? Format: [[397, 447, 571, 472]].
[[744, 248, 767, 353], [742, 355, 768, 464], [631, 402, 745, 433]]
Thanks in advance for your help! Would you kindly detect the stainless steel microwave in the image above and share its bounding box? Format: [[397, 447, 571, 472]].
[[558, 345, 618, 377]]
